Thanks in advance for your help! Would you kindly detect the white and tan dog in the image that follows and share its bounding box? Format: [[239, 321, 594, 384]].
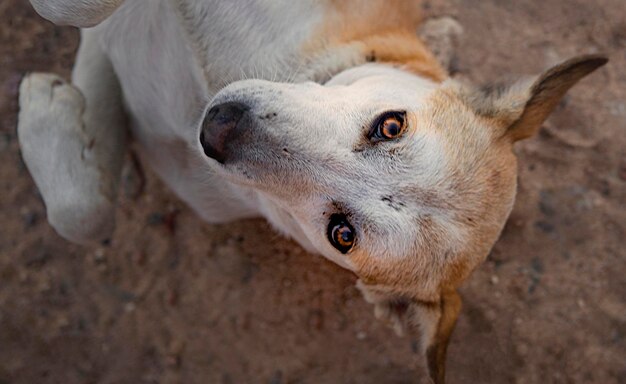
[[18, 1, 606, 382]]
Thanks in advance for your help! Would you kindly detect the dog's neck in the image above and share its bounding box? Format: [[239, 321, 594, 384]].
[[295, 32, 447, 84], [170, 0, 446, 87]]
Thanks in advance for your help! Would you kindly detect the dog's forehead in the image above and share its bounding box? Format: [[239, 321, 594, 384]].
[[327, 64, 439, 107]]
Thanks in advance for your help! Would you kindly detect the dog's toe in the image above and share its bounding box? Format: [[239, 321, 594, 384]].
[[20, 73, 85, 115]]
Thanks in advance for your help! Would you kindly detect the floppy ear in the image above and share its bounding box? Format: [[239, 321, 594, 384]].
[[463, 54, 608, 142], [357, 281, 462, 384]]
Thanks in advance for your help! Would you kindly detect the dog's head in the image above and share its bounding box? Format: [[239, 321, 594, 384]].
[[198, 55, 606, 382]]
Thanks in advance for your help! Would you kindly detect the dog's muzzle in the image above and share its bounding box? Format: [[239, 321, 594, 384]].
[[199, 102, 249, 163]]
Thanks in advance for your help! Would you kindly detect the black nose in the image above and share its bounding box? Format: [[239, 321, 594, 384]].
[[199, 102, 248, 163]]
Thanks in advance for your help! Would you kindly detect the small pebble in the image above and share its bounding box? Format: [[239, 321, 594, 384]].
[[166, 354, 181, 369], [20, 207, 39, 228], [356, 331, 367, 340], [534, 220, 555, 233], [167, 290, 179, 306], [516, 343, 529, 356], [619, 163, 626, 181], [56, 315, 70, 329], [136, 251, 147, 266], [308, 310, 324, 331], [19, 270, 29, 283], [94, 248, 106, 262], [24, 249, 50, 267], [147, 212, 164, 226], [268, 370, 283, 384], [0, 133, 11, 153]]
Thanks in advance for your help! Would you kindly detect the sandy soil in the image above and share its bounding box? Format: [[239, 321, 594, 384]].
[[1, 1, 625, 383]]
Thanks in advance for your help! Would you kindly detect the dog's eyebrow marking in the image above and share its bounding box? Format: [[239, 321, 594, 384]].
[[257, 112, 278, 120], [400, 185, 451, 211], [381, 195, 406, 211]]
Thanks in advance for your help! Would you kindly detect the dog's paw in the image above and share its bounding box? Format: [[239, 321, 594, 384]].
[[18, 73, 116, 245], [419, 17, 464, 73], [373, 300, 407, 337], [18, 73, 97, 173], [19, 73, 87, 136], [357, 280, 407, 337], [20, 73, 85, 116]]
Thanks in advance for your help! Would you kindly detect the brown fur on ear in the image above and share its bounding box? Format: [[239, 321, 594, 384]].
[[507, 54, 608, 141], [461, 54, 608, 141], [357, 281, 462, 384]]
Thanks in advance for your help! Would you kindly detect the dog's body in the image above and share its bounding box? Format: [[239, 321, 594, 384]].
[[18, 1, 607, 382]]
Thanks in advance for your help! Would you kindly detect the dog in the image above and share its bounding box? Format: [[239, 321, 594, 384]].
[[17, 1, 607, 382]]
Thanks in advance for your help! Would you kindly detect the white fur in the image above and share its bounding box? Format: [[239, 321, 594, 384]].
[[20, 0, 459, 270]]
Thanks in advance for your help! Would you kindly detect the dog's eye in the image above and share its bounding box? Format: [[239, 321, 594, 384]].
[[371, 111, 406, 141], [327, 214, 355, 253]]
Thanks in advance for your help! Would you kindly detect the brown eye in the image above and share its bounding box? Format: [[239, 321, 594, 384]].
[[327, 214, 355, 254], [371, 111, 406, 141]]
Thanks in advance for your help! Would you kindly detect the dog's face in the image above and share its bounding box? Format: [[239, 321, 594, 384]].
[[201, 64, 515, 295], [198, 55, 606, 381]]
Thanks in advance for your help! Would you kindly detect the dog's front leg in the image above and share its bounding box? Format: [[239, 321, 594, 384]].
[[29, 0, 125, 27], [18, 30, 127, 245]]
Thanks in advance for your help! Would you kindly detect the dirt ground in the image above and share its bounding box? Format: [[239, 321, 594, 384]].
[[1, 1, 625, 383]]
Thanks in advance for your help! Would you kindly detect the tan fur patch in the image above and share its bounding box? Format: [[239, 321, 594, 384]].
[[304, 0, 447, 82], [359, 32, 447, 82], [349, 88, 520, 301]]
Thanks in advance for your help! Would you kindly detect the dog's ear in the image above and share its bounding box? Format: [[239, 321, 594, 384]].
[[461, 54, 607, 141], [357, 281, 462, 384]]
